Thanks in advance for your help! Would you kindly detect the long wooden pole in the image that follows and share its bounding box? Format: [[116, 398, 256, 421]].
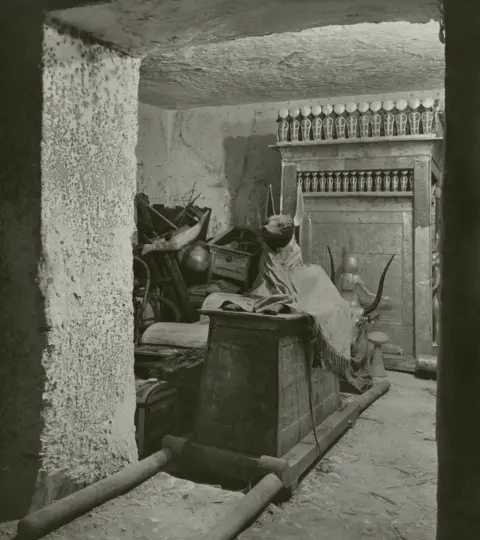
[[17, 449, 172, 539], [137, 196, 178, 230], [198, 474, 284, 540], [437, 2, 480, 538]]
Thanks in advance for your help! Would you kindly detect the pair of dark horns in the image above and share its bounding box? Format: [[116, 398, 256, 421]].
[[327, 246, 395, 316]]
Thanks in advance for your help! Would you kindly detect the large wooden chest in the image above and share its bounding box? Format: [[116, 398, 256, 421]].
[[135, 379, 178, 458], [194, 310, 340, 457]]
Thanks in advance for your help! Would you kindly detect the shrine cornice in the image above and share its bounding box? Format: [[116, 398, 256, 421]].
[[269, 134, 442, 152]]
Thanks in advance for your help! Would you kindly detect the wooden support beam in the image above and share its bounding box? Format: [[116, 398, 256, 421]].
[[437, 2, 480, 538], [162, 436, 292, 486], [416, 354, 437, 374], [384, 354, 416, 374], [164, 380, 391, 495]]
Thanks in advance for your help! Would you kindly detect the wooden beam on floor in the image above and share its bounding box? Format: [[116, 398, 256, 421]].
[[383, 354, 416, 374]]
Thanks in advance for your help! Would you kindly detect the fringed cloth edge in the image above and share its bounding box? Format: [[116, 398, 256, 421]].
[[220, 299, 372, 394], [308, 314, 351, 376], [309, 314, 372, 394]]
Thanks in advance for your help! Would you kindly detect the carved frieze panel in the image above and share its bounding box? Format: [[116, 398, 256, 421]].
[[276, 98, 443, 144], [297, 169, 414, 194]]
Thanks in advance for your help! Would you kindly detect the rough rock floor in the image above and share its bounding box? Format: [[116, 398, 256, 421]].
[[0, 371, 437, 540]]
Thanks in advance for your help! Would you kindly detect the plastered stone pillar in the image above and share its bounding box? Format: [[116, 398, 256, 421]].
[[0, 8, 140, 518], [437, 1, 480, 538]]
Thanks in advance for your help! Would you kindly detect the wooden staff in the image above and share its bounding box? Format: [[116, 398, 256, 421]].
[[137, 195, 178, 230]]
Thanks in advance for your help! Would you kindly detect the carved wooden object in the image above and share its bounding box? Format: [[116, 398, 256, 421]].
[[194, 310, 340, 457], [271, 106, 443, 371], [276, 98, 443, 144], [298, 169, 413, 195]]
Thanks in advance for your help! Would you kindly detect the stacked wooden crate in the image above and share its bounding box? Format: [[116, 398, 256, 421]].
[[207, 227, 262, 292]]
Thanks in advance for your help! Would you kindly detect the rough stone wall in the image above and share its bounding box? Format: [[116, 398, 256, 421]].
[[137, 89, 444, 236], [0, 20, 141, 517]]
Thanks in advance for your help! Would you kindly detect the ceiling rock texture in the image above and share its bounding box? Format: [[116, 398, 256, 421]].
[[49, 0, 444, 109], [140, 22, 444, 109]]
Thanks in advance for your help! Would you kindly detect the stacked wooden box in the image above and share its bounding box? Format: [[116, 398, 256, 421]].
[[207, 227, 262, 292]]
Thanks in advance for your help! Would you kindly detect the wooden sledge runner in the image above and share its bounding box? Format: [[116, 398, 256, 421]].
[[162, 309, 390, 495], [17, 309, 389, 540]]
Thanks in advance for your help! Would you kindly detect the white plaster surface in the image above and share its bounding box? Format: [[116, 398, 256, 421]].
[[32, 26, 140, 509]]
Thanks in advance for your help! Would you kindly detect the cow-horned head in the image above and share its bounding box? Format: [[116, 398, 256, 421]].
[[327, 246, 395, 324]]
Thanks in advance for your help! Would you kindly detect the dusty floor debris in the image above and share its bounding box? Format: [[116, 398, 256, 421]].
[[0, 372, 436, 540], [281, 371, 437, 539]]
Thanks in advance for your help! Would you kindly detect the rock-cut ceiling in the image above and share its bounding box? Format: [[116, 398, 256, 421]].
[[49, 0, 445, 109]]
